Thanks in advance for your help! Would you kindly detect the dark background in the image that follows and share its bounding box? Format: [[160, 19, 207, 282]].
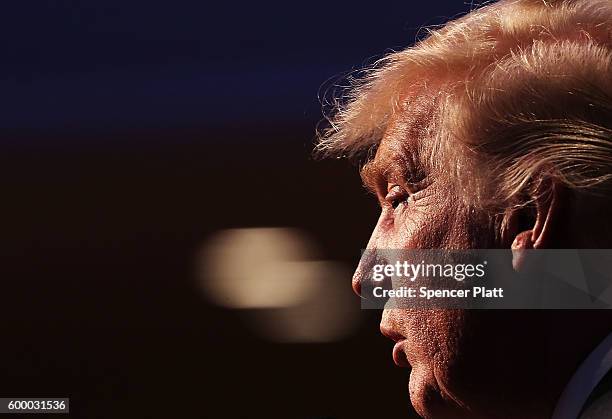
[[2, 1, 473, 418]]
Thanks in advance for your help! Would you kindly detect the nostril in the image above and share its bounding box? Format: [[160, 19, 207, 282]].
[[353, 265, 394, 301]]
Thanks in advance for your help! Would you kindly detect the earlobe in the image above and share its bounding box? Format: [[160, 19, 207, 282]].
[[501, 207, 536, 271], [511, 230, 534, 271]]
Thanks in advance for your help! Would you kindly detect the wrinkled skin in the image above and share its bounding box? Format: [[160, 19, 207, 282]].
[[351, 114, 612, 418]]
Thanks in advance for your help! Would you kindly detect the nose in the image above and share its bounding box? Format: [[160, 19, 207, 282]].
[[352, 249, 380, 298], [351, 267, 363, 297], [353, 217, 385, 298]]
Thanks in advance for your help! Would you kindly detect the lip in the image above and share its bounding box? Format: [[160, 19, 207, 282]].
[[380, 325, 410, 368]]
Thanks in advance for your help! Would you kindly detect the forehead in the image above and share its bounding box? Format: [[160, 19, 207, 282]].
[[361, 92, 440, 186]]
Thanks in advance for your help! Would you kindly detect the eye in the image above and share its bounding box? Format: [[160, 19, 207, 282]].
[[385, 185, 408, 209]]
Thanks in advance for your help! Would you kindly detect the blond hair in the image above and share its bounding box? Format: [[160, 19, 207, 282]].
[[316, 0, 612, 209]]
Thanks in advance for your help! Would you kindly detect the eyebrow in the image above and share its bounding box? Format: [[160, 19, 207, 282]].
[[360, 160, 386, 197], [360, 142, 426, 199], [360, 156, 408, 198]]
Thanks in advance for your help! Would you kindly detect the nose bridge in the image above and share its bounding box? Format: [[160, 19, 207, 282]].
[[352, 251, 369, 297], [352, 215, 387, 297]]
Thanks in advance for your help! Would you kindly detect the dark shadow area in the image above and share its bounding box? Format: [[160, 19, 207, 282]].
[[0, 1, 475, 417]]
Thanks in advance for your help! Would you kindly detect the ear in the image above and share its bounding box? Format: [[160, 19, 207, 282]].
[[501, 180, 567, 271]]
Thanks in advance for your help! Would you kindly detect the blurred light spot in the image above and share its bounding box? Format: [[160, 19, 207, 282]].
[[197, 228, 362, 342], [199, 228, 316, 308]]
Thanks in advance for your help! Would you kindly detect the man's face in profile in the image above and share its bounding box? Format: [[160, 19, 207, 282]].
[[350, 106, 505, 418], [347, 82, 609, 419], [318, 0, 612, 417]]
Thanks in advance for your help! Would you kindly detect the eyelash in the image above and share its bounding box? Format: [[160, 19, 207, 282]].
[[391, 196, 407, 209], [385, 186, 409, 210]]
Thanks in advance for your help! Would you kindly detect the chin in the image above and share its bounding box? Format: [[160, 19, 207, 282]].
[[408, 364, 473, 419]]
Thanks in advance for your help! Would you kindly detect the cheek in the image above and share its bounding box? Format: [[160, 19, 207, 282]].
[[393, 194, 493, 249], [366, 187, 495, 252], [390, 197, 460, 249]]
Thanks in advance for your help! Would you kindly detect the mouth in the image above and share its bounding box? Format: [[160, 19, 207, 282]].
[[380, 324, 411, 368]]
